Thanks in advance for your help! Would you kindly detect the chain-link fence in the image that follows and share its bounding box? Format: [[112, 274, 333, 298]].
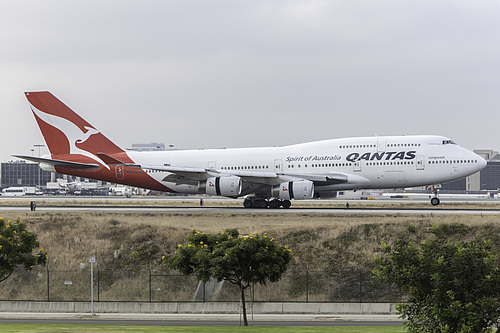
[[0, 265, 405, 303]]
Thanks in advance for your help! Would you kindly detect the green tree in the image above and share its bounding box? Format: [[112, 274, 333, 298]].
[[373, 227, 500, 332], [165, 229, 292, 326], [0, 217, 47, 282]]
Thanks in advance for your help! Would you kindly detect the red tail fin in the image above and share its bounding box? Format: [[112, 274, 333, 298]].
[[25, 91, 127, 166]]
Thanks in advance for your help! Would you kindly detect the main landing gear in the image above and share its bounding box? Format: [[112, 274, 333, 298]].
[[243, 197, 291, 209]]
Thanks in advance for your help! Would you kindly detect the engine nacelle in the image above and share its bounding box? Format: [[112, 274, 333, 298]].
[[203, 176, 242, 197], [40, 162, 56, 173], [271, 180, 314, 200]]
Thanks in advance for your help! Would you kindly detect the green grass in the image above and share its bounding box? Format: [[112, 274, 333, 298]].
[[0, 324, 404, 332]]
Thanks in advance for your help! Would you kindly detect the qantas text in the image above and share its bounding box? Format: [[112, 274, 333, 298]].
[[346, 151, 416, 162]]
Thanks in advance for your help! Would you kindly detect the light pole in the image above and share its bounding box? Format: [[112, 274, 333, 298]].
[[33, 144, 45, 187]]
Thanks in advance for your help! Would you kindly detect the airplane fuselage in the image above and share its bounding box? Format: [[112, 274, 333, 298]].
[[47, 135, 484, 196]]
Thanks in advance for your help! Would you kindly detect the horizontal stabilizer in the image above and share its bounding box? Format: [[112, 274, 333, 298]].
[[96, 153, 126, 165], [13, 155, 100, 169]]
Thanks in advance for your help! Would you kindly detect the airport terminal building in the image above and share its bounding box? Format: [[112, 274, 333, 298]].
[[440, 150, 500, 193], [0, 160, 55, 188], [476, 150, 500, 191]]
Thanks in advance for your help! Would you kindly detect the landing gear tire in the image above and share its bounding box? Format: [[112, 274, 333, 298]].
[[256, 200, 267, 208], [243, 198, 292, 209], [431, 197, 440, 206], [243, 198, 268, 208], [268, 199, 281, 209], [243, 199, 253, 208]]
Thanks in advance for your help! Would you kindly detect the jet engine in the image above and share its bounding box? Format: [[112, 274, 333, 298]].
[[40, 162, 56, 173], [202, 176, 242, 197], [271, 180, 314, 200]]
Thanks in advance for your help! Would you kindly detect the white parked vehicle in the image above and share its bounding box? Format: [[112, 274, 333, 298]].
[[1, 187, 27, 196]]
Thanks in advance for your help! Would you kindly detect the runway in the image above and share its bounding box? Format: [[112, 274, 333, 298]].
[[1, 196, 500, 215], [1, 205, 500, 215]]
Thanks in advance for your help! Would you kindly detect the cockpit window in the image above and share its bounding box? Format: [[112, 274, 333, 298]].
[[442, 140, 456, 145]]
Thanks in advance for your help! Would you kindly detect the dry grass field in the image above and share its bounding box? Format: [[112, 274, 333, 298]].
[[1, 205, 499, 270], [1, 199, 500, 302]]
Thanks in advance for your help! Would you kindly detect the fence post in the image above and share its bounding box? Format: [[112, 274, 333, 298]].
[[306, 266, 309, 303], [359, 266, 362, 303], [149, 269, 152, 303], [97, 265, 100, 302], [46, 265, 50, 302]]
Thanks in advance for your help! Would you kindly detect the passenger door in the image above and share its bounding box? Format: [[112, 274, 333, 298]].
[[416, 155, 425, 170], [274, 159, 283, 173]]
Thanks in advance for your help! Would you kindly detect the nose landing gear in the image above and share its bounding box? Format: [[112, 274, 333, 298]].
[[431, 197, 440, 206], [430, 185, 441, 206]]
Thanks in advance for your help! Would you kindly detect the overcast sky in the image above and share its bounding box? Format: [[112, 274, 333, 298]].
[[1, 0, 499, 162]]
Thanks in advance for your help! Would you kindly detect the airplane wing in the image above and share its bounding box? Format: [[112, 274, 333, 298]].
[[13, 155, 100, 169], [140, 164, 214, 186], [139, 163, 349, 187], [283, 173, 349, 185], [140, 164, 279, 186]]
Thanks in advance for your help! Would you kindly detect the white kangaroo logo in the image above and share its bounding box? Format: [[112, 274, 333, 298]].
[[78, 126, 100, 144], [30, 104, 110, 170]]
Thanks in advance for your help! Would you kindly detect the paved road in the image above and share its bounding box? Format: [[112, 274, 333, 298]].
[[0, 313, 403, 326]]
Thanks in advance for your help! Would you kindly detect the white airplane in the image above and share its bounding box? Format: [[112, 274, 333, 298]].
[[15, 91, 486, 208]]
